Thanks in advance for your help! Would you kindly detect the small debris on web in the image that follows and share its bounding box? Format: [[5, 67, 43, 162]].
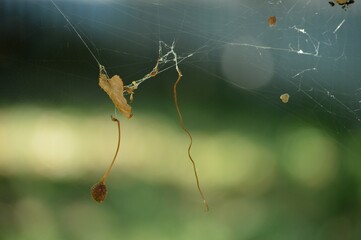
[[280, 93, 290, 103], [328, 0, 355, 9], [268, 16, 277, 27]]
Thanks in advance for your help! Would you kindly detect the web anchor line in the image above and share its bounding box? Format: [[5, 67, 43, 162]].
[[50, 0, 109, 79]]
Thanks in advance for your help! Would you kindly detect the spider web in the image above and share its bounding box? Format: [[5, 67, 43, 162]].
[[39, 0, 361, 132], [2, 1, 361, 238]]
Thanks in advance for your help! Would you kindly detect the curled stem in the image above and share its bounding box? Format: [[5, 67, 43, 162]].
[[100, 116, 121, 184], [173, 68, 209, 212]]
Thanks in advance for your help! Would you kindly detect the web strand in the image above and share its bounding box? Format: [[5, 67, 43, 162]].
[[50, 0, 104, 73]]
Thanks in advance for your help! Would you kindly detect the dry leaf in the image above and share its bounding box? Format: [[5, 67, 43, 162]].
[[99, 73, 133, 119]]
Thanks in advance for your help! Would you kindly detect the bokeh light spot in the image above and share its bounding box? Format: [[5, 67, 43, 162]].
[[280, 127, 338, 188]]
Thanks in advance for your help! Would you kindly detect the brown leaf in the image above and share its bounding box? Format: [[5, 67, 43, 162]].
[[99, 73, 133, 119]]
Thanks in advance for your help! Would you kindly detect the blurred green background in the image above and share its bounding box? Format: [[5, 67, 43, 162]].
[[1, 0, 361, 239]]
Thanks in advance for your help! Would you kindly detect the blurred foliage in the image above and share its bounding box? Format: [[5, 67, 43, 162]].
[[1, 103, 361, 240]]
